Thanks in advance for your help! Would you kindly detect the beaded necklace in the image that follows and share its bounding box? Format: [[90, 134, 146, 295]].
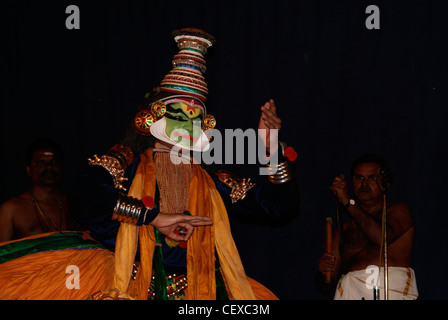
[[31, 191, 64, 233]]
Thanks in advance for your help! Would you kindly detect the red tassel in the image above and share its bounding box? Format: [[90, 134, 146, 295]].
[[142, 196, 155, 208]]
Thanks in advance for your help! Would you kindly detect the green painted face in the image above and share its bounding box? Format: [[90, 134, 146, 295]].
[[164, 102, 203, 147]]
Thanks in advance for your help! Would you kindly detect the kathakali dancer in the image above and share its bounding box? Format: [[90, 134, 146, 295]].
[[0, 28, 299, 300]]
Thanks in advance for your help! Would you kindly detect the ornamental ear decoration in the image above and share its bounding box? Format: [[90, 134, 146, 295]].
[[201, 114, 216, 130], [151, 101, 166, 117], [134, 101, 167, 135]]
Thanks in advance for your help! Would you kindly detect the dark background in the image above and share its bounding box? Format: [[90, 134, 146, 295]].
[[1, 0, 447, 299]]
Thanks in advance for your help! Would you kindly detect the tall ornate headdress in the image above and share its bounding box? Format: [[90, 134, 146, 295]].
[[134, 28, 217, 140], [160, 27, 216, 103]]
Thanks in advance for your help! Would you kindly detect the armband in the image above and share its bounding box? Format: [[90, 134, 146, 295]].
[[88, 144, 134, 191], [215, 170, 256, 204]]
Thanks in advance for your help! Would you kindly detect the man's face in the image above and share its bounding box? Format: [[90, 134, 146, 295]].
[[164, 102, 203, 147], [352, 162, 384, 204], [26, 149, 63, 187]]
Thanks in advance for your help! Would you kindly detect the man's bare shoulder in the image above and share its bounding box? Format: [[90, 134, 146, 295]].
[[0, 192, 32, 216], [389, 202, 412, 217], [389, 201, 414, 231]]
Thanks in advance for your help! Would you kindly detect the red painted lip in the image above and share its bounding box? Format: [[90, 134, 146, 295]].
[[172, 130, 198, 143]]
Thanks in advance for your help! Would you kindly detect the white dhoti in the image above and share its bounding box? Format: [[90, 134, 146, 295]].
[[334, 266, 418, 300]]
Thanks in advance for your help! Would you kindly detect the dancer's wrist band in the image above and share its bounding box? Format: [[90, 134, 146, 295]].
[[112, 193, 159, 225]]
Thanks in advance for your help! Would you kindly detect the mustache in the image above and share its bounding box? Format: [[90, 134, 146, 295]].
[[38, 170, 59, 179], [358, 186, 372, 192]]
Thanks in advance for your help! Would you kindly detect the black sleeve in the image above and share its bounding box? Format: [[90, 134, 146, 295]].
[[212, 172, 300, 226], [67, 164, 121, 251]]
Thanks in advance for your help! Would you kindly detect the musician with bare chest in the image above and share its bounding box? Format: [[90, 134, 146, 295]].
[[315, 154, 418, 300], [0, 138, 72, 241]]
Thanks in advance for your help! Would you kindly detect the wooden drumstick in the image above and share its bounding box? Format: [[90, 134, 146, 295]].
[[325, 217, 333, 283]]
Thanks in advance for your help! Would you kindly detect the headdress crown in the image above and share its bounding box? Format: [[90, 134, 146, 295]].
[[159, 28, 216, 102]]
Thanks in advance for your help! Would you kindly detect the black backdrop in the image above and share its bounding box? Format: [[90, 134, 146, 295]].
[[1, 0, 447, 300]]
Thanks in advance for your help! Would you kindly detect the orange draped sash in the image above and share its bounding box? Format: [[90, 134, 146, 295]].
[[113, 148, 275, 300]]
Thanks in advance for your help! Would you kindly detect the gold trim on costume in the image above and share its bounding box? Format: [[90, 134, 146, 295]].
[[88, 145, 133, 191], [403, 268, 412, 296], [215, 170, 256, 203]]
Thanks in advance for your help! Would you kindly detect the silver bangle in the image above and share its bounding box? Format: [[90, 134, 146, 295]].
[[266, 159, 293, 184], [265, 141, 294, 184], [112, 193, 144, 225]]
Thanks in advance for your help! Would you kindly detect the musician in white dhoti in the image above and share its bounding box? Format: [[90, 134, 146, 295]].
[[334, 266, 418, 300], [315, 154, 418, 300]]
